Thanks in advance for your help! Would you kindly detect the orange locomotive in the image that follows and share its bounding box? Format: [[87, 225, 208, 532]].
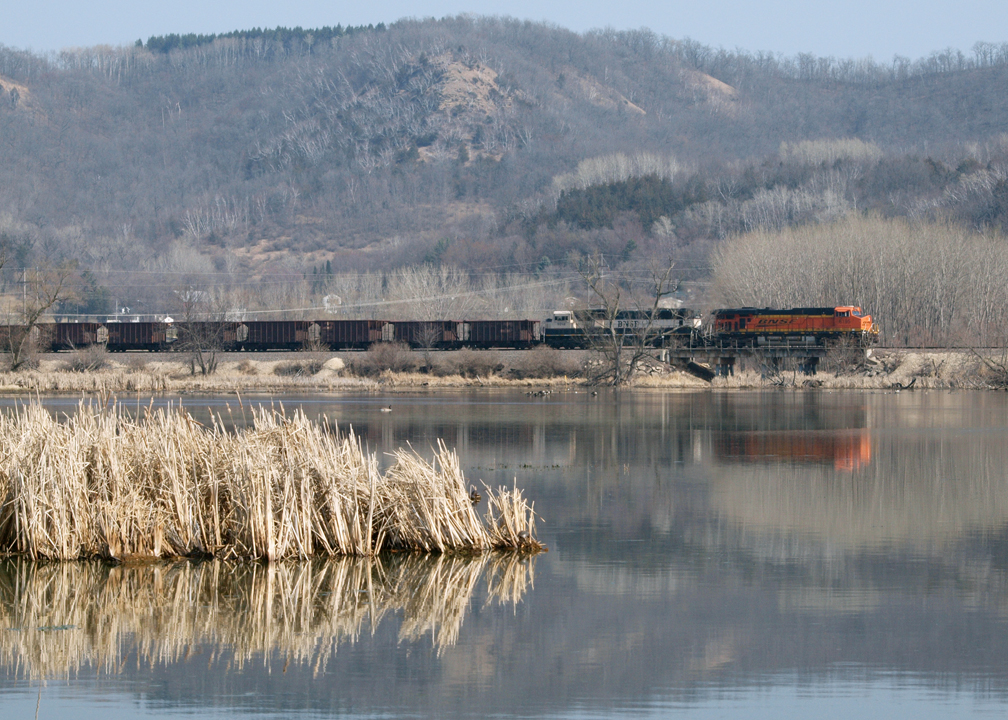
[[712, 306, 878, 343]]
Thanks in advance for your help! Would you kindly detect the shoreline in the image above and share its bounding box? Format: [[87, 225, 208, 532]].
[[0, 348, 1002, 395]]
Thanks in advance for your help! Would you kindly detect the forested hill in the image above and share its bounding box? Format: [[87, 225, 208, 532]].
[[1, 15, 1008, 294]]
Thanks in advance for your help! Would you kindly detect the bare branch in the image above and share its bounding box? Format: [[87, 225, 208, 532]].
[[577, 252, 678, 386], [8, 261, 78, 370]]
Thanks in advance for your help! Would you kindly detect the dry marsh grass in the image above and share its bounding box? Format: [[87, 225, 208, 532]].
[[273, 358, 325, 376], [0, 400, 541, 560], [0, 553, 537, 678]]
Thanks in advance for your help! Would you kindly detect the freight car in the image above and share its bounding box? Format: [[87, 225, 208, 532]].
[[46, 321, 168, 352], [710, 306, 878, 345]]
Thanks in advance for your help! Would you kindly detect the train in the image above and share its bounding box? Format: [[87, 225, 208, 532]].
[[0, 306, 876, 353]]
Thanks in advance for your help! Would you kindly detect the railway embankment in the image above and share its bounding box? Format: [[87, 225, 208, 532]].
[[0, 348, 1001, 394]]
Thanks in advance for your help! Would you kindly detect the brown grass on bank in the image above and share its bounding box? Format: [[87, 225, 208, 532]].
[[0, 553, 538, 678], [0, 346, 1006, 393], [0, 400, 542, 561]]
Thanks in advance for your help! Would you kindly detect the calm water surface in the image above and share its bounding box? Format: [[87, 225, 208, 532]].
[[2, 388, 1008, 718]]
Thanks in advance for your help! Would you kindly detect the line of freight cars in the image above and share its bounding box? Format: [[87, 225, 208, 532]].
[[1, 312, 695, 352], [0, 305, 876, 353], [4, 319, 543, 353]]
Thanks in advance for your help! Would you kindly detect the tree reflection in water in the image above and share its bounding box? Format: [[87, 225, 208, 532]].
[[0, 552, 536, 678]]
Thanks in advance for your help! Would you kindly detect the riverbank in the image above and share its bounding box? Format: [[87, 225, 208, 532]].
[[713, 349, 1007, 390], [0, 348, 1001, 394]]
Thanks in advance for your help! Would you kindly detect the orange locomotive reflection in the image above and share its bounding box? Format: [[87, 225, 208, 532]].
[[715, 430, 872, 471]]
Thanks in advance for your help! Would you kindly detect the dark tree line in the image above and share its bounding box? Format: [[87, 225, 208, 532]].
[[142, 24, 385, 55], [550, 175, 708, 231]]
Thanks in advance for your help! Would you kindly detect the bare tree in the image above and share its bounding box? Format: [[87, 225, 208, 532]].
[[414, 321, 447, 370], [578, 252, 678, 386], [387, 265, 477, 320], [710, 215, 1008, 348], [7, 261, 78, 370], [175, 285, 229, 375]]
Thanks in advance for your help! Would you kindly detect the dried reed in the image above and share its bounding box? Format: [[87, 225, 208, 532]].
[[0, 553, 537, 678], [0, 400, 541, 560]]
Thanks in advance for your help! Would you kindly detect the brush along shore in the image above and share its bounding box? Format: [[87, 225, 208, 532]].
[[0, 347, 1001, 393], [709, 349, 1008, 390], [0, 400, 541, 561]]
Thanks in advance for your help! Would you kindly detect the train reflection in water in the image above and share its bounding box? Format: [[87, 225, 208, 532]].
[[714, 430, 872, 471]]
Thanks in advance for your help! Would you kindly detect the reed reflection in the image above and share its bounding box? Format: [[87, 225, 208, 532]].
[[0, 553, 535, 679]]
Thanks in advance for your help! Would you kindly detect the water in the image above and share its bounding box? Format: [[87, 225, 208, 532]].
[[3, 388, 1008, 718]]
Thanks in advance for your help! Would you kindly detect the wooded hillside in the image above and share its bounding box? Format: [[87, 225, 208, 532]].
[[1, 16, 1007, 317]]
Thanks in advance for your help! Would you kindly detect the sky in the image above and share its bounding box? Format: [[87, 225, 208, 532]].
[[1, 0, 1006, 61]]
